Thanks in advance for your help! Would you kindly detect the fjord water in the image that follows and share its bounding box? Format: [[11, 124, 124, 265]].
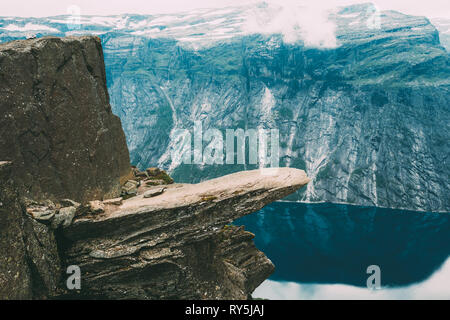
[[235, 202, 450, 299]]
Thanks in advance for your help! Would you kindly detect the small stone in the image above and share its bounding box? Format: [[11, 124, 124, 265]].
[[25, 199, 58, 222], [60, 199, 81, 208], [145, 179, 166, 186], [126, 180, 139, 186], [27, 208, 56, 221], [131, 167, 148, 180], [121, 180, 139, 198], [51, 206, 76, 229], [88, 200, 105, 214], [143, 187, 166, 198], [41, 199, 56, 209], [103, 197, 123, 206], [146, 167, 161, 176], [134, 171, 148, 178], [144, 168, 174, 184]]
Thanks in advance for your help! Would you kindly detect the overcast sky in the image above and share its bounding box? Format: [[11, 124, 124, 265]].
[[0, 0, 449, 18]]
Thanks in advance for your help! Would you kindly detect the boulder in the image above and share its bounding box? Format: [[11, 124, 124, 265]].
[[121, 180, 139, 198], [51, 206, 77, 229], [27, 208, 56, 222], [145, 168, 174, 185], [145, 179, 167, 186], [88, 200, 105, 214], [0, 36, 131, 203], [143, 187, 166, 198]]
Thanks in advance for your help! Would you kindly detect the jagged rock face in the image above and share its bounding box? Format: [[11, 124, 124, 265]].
[[0, 36, 131, 203], [0, 162, 60, 299], [1, 3, 447, 211], [105, 5, 449, 212], [59, 168, 310, 299]]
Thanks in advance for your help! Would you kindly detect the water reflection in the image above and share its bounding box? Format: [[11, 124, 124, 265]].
[[235, 202, 450, 299]]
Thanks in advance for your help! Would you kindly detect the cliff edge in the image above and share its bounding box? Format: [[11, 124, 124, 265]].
[[0, 36, 310, 300], [0, 36, 131, 203], [62, 168, 310, 299]]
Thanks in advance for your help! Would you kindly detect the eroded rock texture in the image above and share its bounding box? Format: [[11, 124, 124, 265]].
[[60, 168, 310, 299], [0, 161, 60, 299], [0, 36, 131, 203]]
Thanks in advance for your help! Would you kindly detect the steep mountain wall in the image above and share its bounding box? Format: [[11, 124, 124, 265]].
[[0, 3, 448, 212], [101, 5, 450, 212]]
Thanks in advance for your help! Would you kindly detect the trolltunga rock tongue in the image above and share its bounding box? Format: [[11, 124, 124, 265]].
[[0, 36, 131, 203], [61, 168, 310, 299], [0, 35, 311, 300]]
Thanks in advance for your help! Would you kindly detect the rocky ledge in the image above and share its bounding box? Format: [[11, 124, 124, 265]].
[[58, 168, 309, 299], [0, 36, 310, 300]]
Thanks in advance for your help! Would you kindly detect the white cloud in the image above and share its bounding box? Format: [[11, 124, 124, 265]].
[[2, 23, 60, 33], [243, 1, 338, 48]]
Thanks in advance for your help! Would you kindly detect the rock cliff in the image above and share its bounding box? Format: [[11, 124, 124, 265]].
[[0, 36, 131, 203], [0, 36, 310, 299], [0, 161, 60, 299], [61, 168, 310, 299]]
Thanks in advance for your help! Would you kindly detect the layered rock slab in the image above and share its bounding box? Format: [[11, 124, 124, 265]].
[[0, 36, 131, 203], [61, 168, 310, 299]]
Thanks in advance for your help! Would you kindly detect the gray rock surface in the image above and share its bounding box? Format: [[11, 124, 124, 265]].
[[51, 206, 77, 229], [121, 180, 139, 199], [102, 197, 123, 206], [60, 168, 310, 299], [0, 161, 60, 299], [143, 187, 166, 198], [0, 36, 131, 203]]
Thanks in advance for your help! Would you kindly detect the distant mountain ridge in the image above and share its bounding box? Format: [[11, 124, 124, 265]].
[[1, 2, 449, 212], [432, 17, 450, 51]]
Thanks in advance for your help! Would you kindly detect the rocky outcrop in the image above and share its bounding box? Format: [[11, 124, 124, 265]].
[[0, 36, 130, 299], [120, 167, 174, 199], [0, 35, 311, 300], [0, 36, 131, 203], [58, 168, 310, 299], [0, 161, 60, 299]]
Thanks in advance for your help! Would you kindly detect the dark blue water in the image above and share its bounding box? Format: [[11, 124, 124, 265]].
[[235, 202, 450, 299]]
